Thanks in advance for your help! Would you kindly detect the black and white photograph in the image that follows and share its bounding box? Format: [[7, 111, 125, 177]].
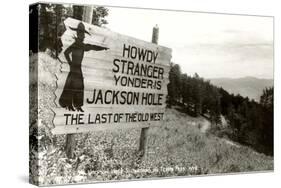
[[29, 2, 273, 186]]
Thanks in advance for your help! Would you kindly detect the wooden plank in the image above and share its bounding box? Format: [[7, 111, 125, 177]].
[[53, 108, 166, 125], [59, 57, 171, 75], [59, 40, 172, 66], [52, 121, 162, 135], [58, 69, 170, 82], [53, 112, 165, 126], [54, 90, 167, 109], [56, 74, 169, 89], [55, 77, 169, 94], [63, 18, 172, 56], [53, 106, 166, 114], [61, 32, 172, 58]]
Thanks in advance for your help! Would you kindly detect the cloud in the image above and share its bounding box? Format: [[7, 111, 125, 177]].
[[107, 7, 273, 79], [172, 42, 273, 78]]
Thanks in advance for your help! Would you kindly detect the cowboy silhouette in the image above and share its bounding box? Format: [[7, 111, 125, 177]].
[[59, 22, 109, 112]]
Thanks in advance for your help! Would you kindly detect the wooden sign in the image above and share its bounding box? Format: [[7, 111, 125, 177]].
[[52, 18, 172, 134]]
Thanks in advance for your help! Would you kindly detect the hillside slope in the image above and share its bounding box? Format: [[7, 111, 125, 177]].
[[33, 53, 273, 185], [142, 107, 273, 175], [210, 77, 273, 101]]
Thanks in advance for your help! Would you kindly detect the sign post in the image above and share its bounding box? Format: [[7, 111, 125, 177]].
[[53, 18, 171, 159], [138, 25, 160, 159]]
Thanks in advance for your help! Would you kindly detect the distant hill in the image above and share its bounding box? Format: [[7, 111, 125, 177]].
[[209, 76, 273, 102]]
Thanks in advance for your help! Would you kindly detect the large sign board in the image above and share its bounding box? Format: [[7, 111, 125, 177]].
[[52, 18, 172, 134]]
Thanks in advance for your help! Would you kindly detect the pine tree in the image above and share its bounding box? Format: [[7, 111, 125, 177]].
[[92, 6, 109, 26], [38, 4, 109, 55], [167, 64, 182, 106]]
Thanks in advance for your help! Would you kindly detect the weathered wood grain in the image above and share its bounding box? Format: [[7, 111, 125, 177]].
[[52, 18, 171, 134], [52, 121, 163, 135]]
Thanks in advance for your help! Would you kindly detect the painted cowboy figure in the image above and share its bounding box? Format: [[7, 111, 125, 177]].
[[59, 22, 109, 112]]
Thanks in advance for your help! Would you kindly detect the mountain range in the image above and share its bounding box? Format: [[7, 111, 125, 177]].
[[209, 76, 273, 102]]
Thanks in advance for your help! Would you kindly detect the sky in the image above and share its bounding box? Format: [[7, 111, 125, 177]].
[[106, 6, 273, 79]]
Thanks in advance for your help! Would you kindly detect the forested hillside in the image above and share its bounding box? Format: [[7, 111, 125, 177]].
[[167, 64, 273, 155]]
